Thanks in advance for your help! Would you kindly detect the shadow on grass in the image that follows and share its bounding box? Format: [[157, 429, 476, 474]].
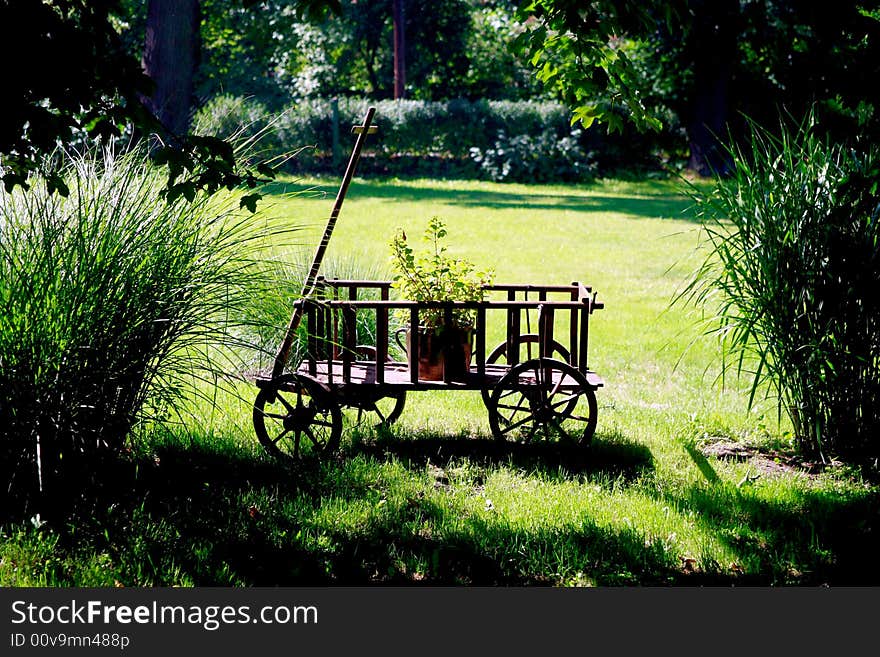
[[684, 443, 721, 484], [3, 431, 878, 586], [653, 448, 880, 585], [261, 180, 699, 222], [349, 428, 654, 484]]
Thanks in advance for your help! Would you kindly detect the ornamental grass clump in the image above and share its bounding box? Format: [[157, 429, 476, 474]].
[[683, 116, 880, 466], [0, 147, 272, 514]]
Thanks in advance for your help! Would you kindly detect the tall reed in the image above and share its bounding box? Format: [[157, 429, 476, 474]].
[[0, 147, 277, 513], [683, 116, 880, 465]]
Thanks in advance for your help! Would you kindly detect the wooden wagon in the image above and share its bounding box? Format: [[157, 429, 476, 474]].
[[251, 109, 605, 458], [253, 277, 604, 457]]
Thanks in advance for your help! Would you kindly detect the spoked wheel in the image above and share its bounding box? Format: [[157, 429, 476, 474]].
[[487, 357, 598, 445], [481, 335, 571, 408], [253, 374, 342, 459], [350, 345, 406, 426]]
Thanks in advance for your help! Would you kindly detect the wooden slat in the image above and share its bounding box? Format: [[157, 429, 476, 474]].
[[443, 305, 453, 383], [306, 301, 317, 377], [377, 285, 390, 383], [376, 306, 387, 384], [323, 299, 591, 310], [331, 285, 339, 360], [506, 289, 519, 366], [325, 305, 333, 384], [579, 306, 589, 372], [485, 283, 580, 293], [342, 307, 355, 382], [476, 305, 486, 376], [538, 304, 554, 360], [569, 284, 579, 367], [409, 306, 419, 383]]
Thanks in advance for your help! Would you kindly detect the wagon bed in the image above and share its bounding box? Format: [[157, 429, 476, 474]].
[[256, 361, 604, 391]]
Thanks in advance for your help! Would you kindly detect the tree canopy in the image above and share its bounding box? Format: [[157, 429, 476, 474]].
[[514, 0, 880, 170], [0, 0, 338, 203], [0, 0, 153, 194], [3, 0, 879, 189]]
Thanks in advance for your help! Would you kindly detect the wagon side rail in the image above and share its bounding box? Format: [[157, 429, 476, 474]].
[[298, 291, 603, 386], [318, 278, 601, 304]]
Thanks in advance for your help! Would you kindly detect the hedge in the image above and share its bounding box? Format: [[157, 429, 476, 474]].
[[193, 95, 672, 180]]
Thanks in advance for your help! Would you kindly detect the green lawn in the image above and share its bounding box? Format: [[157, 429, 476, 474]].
[[3, 176, 878, 586]]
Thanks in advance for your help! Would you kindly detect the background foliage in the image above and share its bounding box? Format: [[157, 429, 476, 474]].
[[193, 95, 668, 179]]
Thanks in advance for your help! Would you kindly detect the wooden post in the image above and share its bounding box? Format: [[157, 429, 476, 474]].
[[331, 97, 341, 168], [409, 306, 419, 383], [331, 284, 340, 360], [377, 300, 388, 385], [443, 305, 453, 383], [506, 290, 520, 366], [579, 306, 590, 372], [538, 305, 554, 360], [307, 301, 317, 377], [476, 305, 486, 377], [342, 307, 355, 383], [569, 284, 579, 367], [325, 304, 334, 384]]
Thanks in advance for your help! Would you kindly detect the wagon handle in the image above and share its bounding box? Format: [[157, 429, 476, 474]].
[[393, 327, 408, 353], [271, 106, 378, 379]]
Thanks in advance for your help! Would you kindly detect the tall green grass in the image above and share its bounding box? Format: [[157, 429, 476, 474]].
[[239, 249, 392, 374], [683, 117, 880, 466], [0, 147, 279, 516]]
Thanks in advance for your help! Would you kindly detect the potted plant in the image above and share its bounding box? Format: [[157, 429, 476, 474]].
[[389, 216, 494, 380]]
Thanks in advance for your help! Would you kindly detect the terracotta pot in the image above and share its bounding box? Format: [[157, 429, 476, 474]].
[[400, 326, 473, 381]]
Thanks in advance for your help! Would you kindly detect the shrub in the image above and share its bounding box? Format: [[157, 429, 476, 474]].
[[193, 95, 628, 179], [469, 128, 597, 183], [318, 98, 575, 162], [683, 116, 880, 466], [192, 94, 287, 165], [0, 147, 270, 515]]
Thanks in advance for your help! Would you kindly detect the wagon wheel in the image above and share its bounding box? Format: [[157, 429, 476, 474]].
[[487, 357, 597, 445], [480, 335, 571, 409], [253, 374, 342, 459], [351, 345, 405, 426]]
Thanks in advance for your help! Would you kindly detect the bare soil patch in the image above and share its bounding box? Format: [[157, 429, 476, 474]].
[[699, 436, 835, 479]]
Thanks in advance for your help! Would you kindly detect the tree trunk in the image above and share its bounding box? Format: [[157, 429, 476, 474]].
[[142, 0, 200, 138], [393, 0, 406, 99], [685, 0, 739, 176]]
